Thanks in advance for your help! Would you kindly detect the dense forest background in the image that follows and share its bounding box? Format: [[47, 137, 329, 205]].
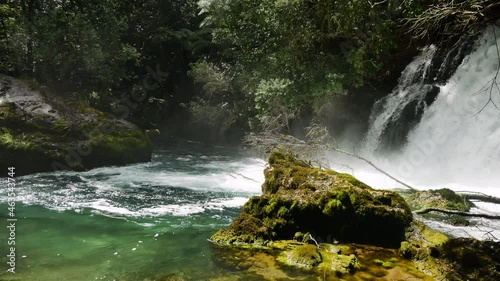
[[1, 0, 498, 142]]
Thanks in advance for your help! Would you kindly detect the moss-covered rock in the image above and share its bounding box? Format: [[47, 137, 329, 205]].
[[213, 151, 413, 248], [0, 75, 152, 176], [277, 244, 322, 269], [440, 238, 500, 281], [400, 188, 475, 226], [404, 188, 474, 212], [210, 152, 497, 280]]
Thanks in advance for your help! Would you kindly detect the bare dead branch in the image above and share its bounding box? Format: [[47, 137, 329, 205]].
[[404, 0, 496, 40], [308, 234, 321, 249], [330, 147, 417, 192], [456, 191, 500, 205], [230, 172, 261, 183], [475, 24, 500, 115], [245, 122, 417, 192], [416, 208, 500, 219]]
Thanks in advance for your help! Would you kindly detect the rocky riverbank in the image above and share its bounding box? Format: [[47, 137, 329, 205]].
[[0, 75, 152, 176]]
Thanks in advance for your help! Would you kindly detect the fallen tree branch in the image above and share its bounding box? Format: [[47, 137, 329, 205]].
[[230, 172, 261, 183], [415, 208, 500, 219], [331, 147, 417, 192], [457, 191, 500, 205], [246, 124, 418, 192]]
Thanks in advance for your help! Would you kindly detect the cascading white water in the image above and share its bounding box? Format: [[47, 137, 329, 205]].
[[363, 45, 437, 153], [363, 25, 500, 191]]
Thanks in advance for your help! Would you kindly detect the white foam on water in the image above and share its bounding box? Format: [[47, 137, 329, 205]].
[[1, 153, 265, 221], [140, 204, 206, 217], [84, 199, 138, 216], [206, 197, 250, 210]]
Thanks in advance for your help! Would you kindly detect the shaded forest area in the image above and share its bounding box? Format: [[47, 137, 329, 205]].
[[1, 0, 499, 142]]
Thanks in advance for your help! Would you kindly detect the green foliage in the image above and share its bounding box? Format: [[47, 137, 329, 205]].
[[33, 1, 139, 89], [0, 0, 202, 128], [0, 2, 24, 74], [192, 0, 409, 132], [189, 60, 234, 99], [254, 78, 294, 127], [188, 59, 249, 131]]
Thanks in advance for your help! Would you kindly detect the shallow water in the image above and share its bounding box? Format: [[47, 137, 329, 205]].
[[0, 141, 266, 281]]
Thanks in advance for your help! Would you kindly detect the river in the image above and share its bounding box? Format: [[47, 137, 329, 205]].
[[0, 141, 267, 281]]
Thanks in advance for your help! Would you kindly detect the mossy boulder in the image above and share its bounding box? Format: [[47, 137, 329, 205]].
[[440, 238, 500, 281], [394, 221, 494, 280], [399, 220, 450, 262], [212, 151, 413, 248], [0, 75, 152, 176], [400, 188, 474, 226], [404, 188, 474, 212]]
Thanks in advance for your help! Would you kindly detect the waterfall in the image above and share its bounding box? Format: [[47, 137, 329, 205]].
[[363, 25, 500, 189], [363, 45, 437, 154]]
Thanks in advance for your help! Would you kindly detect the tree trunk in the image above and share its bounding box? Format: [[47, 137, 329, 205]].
[[20, 0, 34, 74]]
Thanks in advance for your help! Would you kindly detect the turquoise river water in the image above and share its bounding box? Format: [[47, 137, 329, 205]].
[[0, 142, 270, 281]]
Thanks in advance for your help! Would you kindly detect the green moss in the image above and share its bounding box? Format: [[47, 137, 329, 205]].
[[52, 119, 72, 134], [374, 257, 399, 268], [337, 173, 371, 189], [0, 128, 35, 151], [389, 257, 398, 263], [277, 244, 322, 269], [329, 253, 359, 275], [277, 206, 288, 218], [242, 196, 267, 216], [263, 167, 286, 193], [210, 213, 267, 245], [440, 238, 500, 280], [293, 232, 305, 242], [90, 127, 150, 153], [323, 199, 345, 216], [404, 188, 474, 212], [268, 151, 310, 168], [214, 151, 413, 248]]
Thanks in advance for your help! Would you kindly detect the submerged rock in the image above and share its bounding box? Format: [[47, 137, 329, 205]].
[[400, 220, 500, 281], [211, 151, 413, 248], [210, 240, 434, 280], [0, 75, 152, 176], [277, 244, 322, 269]]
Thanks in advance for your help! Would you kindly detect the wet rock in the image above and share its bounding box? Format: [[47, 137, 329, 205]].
[[404, 188, 474, 212], [0, 75, 152, 176], [440, 238, 500, 281], [212, 151, 413, 248], [277, 244, 322, 269]]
